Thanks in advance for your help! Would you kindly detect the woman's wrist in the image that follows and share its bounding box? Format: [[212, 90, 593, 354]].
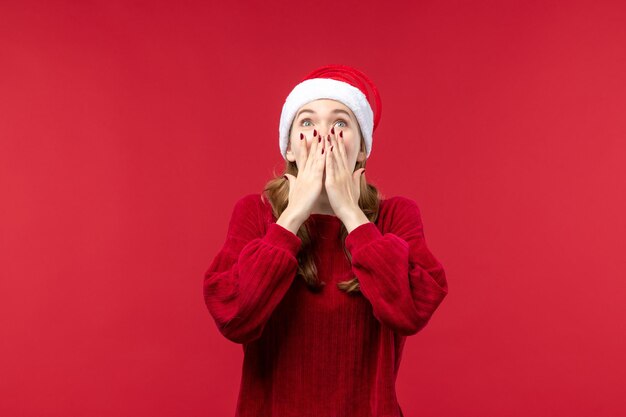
[[276, 206, 305, 236]]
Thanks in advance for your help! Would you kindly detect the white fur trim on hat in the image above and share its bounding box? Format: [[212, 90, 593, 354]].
[[279, 78, 374, 160]]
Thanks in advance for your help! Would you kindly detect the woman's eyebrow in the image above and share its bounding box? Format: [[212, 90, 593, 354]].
[[296, 108, 352, 119]]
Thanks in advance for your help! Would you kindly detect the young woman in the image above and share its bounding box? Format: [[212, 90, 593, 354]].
[[203, 64, 449, 417]]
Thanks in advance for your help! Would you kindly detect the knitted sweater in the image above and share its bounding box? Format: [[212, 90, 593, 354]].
[[203, 193, 448, 417]]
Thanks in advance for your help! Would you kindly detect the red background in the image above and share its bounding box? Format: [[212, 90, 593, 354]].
[[1, 0, 625, 416]]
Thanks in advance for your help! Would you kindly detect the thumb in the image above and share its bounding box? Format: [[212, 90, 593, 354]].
[[353, 168, 365, 182], [352, 168, 365, 190], [283, 174, 295, 186]]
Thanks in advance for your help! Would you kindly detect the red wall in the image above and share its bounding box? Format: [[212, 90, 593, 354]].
[[1, 0, 624, 415]]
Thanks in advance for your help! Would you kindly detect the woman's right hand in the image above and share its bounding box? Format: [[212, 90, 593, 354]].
[[282, 131, 327, 223]]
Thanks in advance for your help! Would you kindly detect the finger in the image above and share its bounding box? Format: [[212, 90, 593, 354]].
[[325, 135, 334, 182], [353, 168, 365, 194], [283, 173, 294, 199], [354, 170, 364, 201], [328, 128, 344, 174], [298, 131, 308, 170], [305, 130, 320, 172], [336, 129, 350, 172], [316, 132, 326, 171], [326, 133, 337, 174]]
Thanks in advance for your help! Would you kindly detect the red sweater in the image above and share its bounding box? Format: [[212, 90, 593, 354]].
[[203, 193, 448, 417]]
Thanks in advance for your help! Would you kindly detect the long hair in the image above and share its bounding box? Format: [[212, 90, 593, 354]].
[[262, 126, 383, 294]]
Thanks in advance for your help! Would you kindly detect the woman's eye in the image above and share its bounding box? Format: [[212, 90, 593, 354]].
[[300, 118, 347, 127]]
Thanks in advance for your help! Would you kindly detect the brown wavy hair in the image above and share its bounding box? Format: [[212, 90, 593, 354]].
[[262, 127, 383, 294]]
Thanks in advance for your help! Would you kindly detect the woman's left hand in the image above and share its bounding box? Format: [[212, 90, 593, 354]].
[[324, 128, 366, 221]]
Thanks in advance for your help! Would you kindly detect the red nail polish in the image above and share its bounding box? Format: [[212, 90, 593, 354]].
[[331, 145, 333, 152], [339, 131, 343, 138], [313, 129, 317, 137], [331, 127, 335, 134], [300, 133, 304, 140], [318, 136, 321, 143], [322, 147, 324, 154]]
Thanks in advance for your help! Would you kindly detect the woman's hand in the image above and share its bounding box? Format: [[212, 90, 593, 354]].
[[323, 128, 366, 222], [283, 131, 326, 222]]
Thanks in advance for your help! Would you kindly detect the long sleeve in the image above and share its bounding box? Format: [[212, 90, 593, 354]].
[[203, 194, 302, 344], [344, 197, 448, 336]]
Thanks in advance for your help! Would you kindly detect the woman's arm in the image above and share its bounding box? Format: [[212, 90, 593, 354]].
[[203, 194, 302, 344], [345, 197, 448, 336]]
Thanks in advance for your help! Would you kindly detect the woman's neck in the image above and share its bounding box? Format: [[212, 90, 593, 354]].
[[310, 191, 336, 215]]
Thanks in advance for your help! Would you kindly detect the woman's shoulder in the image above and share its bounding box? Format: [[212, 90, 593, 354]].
[[379, 195, 420, 215], [234, 193, 274, 215], [233, 192, 265, 209], [378, 195, 422, 230], [231, 192, 276, 226], [222, 193, 279, 239]]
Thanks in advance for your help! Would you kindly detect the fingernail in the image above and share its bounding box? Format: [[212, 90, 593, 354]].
[[313, 129, 317, 137], [318, 136, 321, 143], [362, 169, 366, 175], [322, 147, 324, 154], [330, 145, 333, 152], [339, 131, 343, 138], [283, 175, 288, 180], [331, 127, 335, 134], [300, 133, 304, 140]]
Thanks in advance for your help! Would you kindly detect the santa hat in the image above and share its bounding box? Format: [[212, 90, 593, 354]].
[[279, 64, 382, 160]]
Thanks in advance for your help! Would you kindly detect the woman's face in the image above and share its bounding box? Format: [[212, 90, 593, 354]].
[[285, 99, 366, 172]]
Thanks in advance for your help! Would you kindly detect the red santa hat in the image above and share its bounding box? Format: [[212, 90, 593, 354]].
[[279, 64, 382, 160]]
